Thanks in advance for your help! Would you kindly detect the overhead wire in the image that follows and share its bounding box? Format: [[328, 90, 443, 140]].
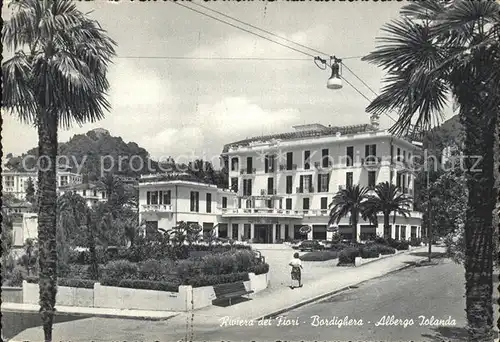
[[173, 1, 398, 123]]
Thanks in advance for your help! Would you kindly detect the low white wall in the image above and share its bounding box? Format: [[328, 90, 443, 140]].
[[21, 271, 270, 312], [23, 281, 94, 307], [93, 283, 188, 311]]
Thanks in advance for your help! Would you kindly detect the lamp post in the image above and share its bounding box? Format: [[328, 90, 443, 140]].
[[314, 55, 343, 90]]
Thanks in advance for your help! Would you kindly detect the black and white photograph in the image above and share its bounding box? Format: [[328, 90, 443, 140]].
[[1, 0, 499, 341]]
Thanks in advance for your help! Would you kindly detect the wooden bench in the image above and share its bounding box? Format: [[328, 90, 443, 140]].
[[213, 282, 254, 306]]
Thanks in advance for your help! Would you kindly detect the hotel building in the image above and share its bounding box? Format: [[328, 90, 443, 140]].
[[139, 122, 423, 243], [2, 165, 83, 201]]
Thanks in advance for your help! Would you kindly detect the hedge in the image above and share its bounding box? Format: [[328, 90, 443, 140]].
[[338, 247, 360, 265], [300, 251, 339, 261], [359, 246, 379, 259], [185, 272, 249, 287], [249, 263, 269, 275], [101, 278, 180, 292], [24, 276, 96, 289], [410, 238, 422, 247]]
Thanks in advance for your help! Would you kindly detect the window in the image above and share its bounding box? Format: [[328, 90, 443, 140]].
[[408, 152, 412, 163], [303, 198, 310, 210], [246, 157, 253, 173], [346, 146, 354, 166], [232, 224, 239, 239], [163, 190, 171, 205], [231, 177, 238, 192], [222, 196, 228, 209], [318, 173, 330, 192], [275, 224, 281, 241], [246, 199, 252, 208], [286, 152, 293, 170], [286, 198, 292, 210], [322, 148, 329, 167], [396, 172, 402, 188], [284, 224, 289, 240], [395, 225, 400, 240], [267, 199, 273, 208], [286, 176, 293, 194], [279, 198, 283, 209], [60, 176, 68, 186], [304, 150, 310, 170], [231, 157, 239, 171], [190, 191, 199, 212], [148, 191, 159, 205], [403, 150, 406, 162], [346, 172, 353, 187], [411, 226, 417, 239], [390, 145, 394, 164], [4, 176, 14, 187], [397, 148, 401, 162], [244, 224, 251, 239], [401, 226, 407, 240], [218, 224, 228, 238], [368, 171, 376, 188], [83, 190, 87, 196], [267, 177, 274, 194], [365, 144, 377, 158], [206, 193, 212, 213], [299, 175, 313, 192], [93, 190, 97, 197], [321, 197, 328, 210], [265, 155, 275, 173], [243, 179, 252, 196]]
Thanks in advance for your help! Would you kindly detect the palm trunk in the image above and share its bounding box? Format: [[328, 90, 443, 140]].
[[351, 211, 358, 243], [461, 92, 496, 341], [383, 212, 390, 239], [37, 110, 58, 342]]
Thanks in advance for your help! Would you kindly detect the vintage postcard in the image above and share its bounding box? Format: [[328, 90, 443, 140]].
[[2, 0, 499, 341]]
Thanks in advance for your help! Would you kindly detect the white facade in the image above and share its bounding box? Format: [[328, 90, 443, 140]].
[[3, 169, 83, 200], [138, 124, 423, 243], [58, 183, 107, 207]]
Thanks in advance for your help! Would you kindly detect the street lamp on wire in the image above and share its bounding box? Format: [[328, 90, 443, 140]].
[[314, 55, 343, 90]]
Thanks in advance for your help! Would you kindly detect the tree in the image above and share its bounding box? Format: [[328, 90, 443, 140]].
[[362, 1, 500, 339], [3, 1, 116, 340], [25, 177, 36, 204], [328, 184, 370, 242], [363, 182, 413, 239]]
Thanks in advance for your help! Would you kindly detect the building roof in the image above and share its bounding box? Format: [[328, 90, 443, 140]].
[[59, 182, 103, 191], [222, 123, 375, 153]]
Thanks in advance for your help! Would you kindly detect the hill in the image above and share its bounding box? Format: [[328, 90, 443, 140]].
[[4, 128, 158, 181]]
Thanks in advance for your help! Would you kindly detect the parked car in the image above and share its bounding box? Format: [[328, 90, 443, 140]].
[[299, 240, 324, 252]]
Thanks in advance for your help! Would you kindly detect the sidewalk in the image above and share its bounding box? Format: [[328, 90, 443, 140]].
[[9, 246, 435, 341], [1, 303, 179, 321]]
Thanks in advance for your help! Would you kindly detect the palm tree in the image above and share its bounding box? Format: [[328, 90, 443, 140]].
[[3, 1, 116, 340], [363, 182, 413, 239], [328, 184, 370, 243], [362, 1, 499, 340]]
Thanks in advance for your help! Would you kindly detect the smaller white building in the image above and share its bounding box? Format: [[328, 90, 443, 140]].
[[58, 183, 107, 207]]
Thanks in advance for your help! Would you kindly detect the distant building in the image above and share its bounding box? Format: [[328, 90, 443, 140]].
[[3, 200, 33, 214], [58, 182, 107, 207], [2, 165, 83, 200], [11, 213, 38, 247]]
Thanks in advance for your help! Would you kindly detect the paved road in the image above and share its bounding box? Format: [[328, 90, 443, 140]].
[[183, 259, 473, 342]]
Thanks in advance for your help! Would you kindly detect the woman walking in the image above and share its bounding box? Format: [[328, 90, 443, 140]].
[[289, 252, 303, 289]]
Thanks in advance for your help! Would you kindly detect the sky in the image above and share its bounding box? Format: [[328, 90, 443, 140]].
[[2, 0, 454, 162]]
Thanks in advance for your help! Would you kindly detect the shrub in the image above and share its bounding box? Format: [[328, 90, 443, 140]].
[[4, 265, 27, 286], [338, 247, 360, 265], [329, 243, 349, 251], [176, 259, 201, 282], [101, 278, 180, 292], [138, 259, 176, 282], [300, 251, 339, 261], [101, 259, 138, 282], [58, 278, 96, 288], [359, 246, 380, 259], [410, 238, 422, 247], [249, 263, 269, 275], [373, 236, 389, 245], [68, 247, 107, 265], [186, 272, 249, 287], [377, 244, 396, 255], [396, 241, 410, 250], [232, 250, 257, 272]]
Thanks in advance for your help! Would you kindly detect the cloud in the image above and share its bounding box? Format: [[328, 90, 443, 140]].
[[187, 25, 329, 70], [144, 97, 302, 161]]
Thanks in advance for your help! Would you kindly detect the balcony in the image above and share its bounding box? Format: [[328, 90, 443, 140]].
[[240, 168, 257, 175], [361, 156, 382, 169], [265, 165, 275, 173], [260, 189, 277, 196], [314, 161, 333, 169], [303, 209, 330, 216], [296, 186, 314, 194], [279, 164, 298, 171], [141, 204, 173, 213], [220, 207, 304, 219]]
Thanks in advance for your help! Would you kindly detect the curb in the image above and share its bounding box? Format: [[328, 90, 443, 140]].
[[1, 307, 179, 321], [253, 262, 418, 321]]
